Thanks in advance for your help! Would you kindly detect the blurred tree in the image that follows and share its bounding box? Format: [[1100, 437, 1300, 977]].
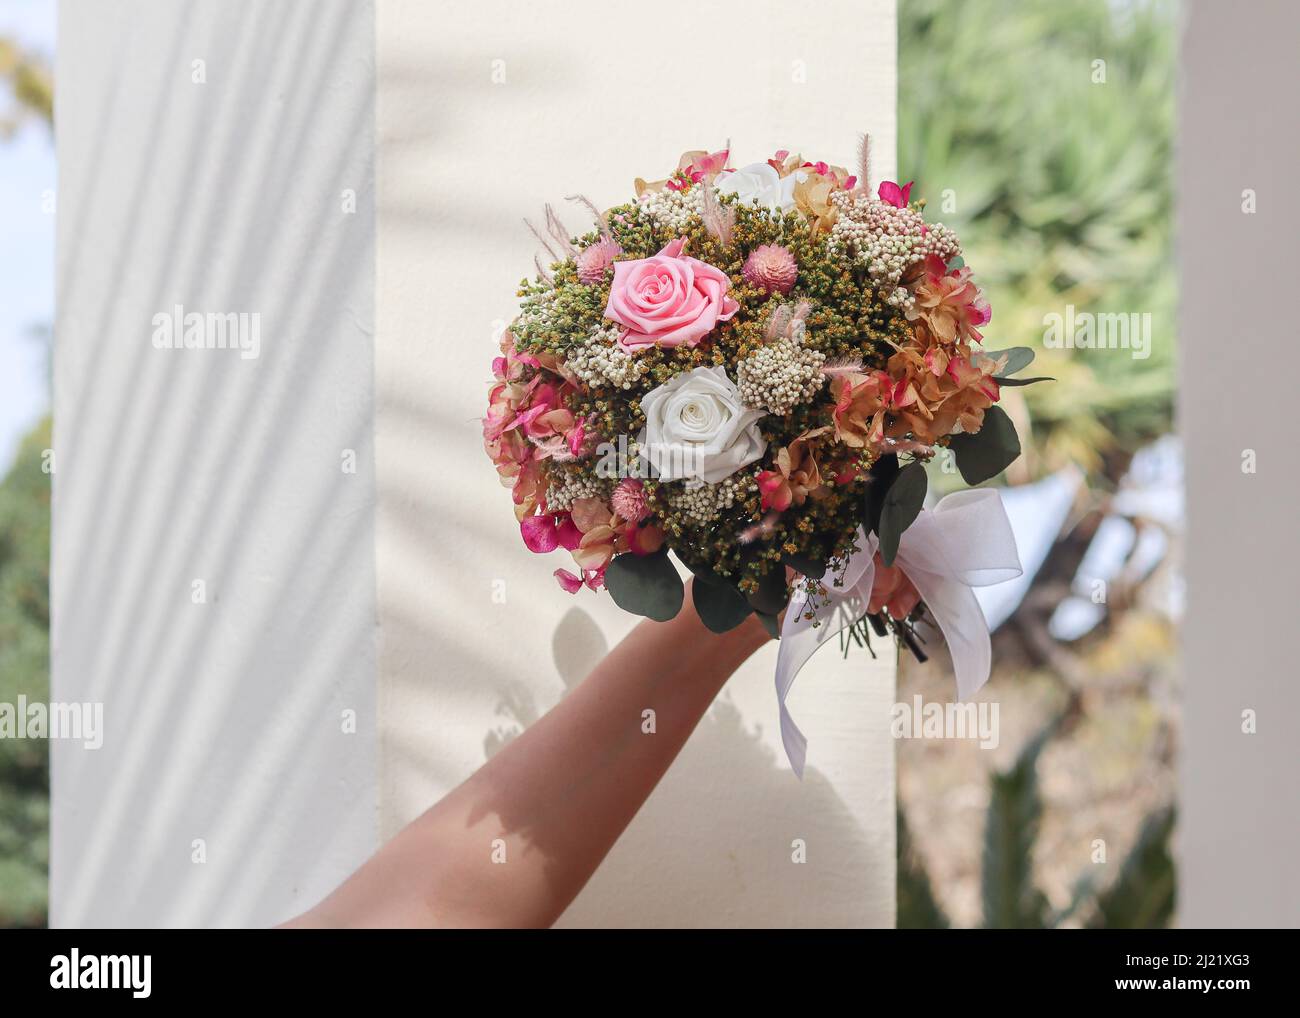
[[0, 419, 51, 928], [0, 36, 53, 137], [900, 0, 1177, 479], [0, 32, 53, 928]]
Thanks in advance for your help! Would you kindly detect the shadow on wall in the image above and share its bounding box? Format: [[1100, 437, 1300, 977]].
[[474, 606, 880, 929], [55, 0, 378, 926]]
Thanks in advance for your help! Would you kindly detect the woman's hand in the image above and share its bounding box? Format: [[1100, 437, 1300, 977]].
[[866, 552, 921, 620]]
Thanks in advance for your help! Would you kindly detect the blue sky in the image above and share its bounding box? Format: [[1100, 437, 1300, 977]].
[[0, 0, 54, 474]]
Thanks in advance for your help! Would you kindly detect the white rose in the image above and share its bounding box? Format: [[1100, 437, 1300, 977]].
[[637, 366, 767, 484], [714, 162, 804, 213]]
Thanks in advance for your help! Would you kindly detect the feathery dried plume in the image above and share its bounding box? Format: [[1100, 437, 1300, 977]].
[[738, 511, 782, 545], [566, 193, 611, 237], [878, 437, 935, 457], [764, 304, 794, 343], [533, 253, 554, 286], [524, 218, 561, 262], [698, 175, 735, 245], [856, 133, 870, 194], [820, 357, 865, 378], [544, 203, 577, 257]]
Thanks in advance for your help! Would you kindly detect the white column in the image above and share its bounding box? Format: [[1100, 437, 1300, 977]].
[[52, 0, 377, 927], [1178, 0, 1300, 927], [376, 0, 898, 927]]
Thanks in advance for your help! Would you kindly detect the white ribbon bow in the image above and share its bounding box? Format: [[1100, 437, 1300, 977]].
[[775, 488, 1022, 778]]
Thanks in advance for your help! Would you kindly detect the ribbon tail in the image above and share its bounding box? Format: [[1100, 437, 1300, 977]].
[[905, 569, 991, 701], [774, 555, 875, 779], [773, 623, 815, 779]]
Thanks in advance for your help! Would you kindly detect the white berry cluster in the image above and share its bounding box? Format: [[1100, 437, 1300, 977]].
[[565, 323, 648, 390], [546, 470, 610, 512], [826, 191, 961, 290], [737, 336, 827, 415], [515, 286, 557, 330], [636, 186, 703, 233], [665, 474, 754, 527], [887, 285, 915, 312]]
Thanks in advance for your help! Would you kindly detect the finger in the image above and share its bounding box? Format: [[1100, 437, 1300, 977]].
[[887, 586, 921, 620]]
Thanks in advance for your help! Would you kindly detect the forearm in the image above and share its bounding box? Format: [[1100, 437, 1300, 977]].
[[284, 583, 768, 928]]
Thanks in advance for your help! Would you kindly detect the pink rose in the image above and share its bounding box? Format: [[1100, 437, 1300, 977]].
[[604, 238, 739, 351]]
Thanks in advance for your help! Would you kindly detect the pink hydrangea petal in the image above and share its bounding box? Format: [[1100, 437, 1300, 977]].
[[554, 568, 583, 593], [521, 514, 558, 554], [555, 516, 582, 551], [627, 524, 664, 556], [877, 180, 915, 208]]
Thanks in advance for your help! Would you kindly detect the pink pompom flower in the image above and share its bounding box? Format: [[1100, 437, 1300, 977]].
[[576, 236, 622, 285], [742, 244, 798, 295]]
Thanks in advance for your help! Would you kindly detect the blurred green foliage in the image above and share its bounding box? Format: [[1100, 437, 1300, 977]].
[[0, 419, 51, 928], [896, 0, 1180, 927], [1, 31, 53, 928], [900, 0, 1178, 477]]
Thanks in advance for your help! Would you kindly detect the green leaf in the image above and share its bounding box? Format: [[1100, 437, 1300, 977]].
[[946, 255, 965, 272], [604, 549, 683, 622], [690, 572, 753, 634], [948, 405, 1021, 484], [781, 550, 827, 579], [745, 565, 789, 616], [981, 723, 1054, 929], [863, 453, 901, 536], [877, 461, 928, 566], [1087, 806, 1176, 929], [754, 611, 781, 640], [979, 346, 1035, 376], [992, 374, 1054, 387]]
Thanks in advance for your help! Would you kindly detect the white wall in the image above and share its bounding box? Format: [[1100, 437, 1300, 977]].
[[52, 0, 377, 927], [376, 0, 899, 927]]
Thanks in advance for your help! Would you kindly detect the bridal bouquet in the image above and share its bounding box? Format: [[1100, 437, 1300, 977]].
[[484, 142, 1040, 774]]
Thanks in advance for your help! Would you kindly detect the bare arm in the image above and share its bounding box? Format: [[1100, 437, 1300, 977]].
[[282, 580, 770, 928]]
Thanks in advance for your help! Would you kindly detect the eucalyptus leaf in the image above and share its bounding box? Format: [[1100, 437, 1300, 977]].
[[755, 611, 781, 640], [948, 405, 1021, 484], [863, 453, 901, 536], [878, 461, 928, 566], [691, 572, 753, 634], [978, 346, 1035, 376], [781, 550, 828, 579], [745, 565, 789, 616], [992, 374, 1054, 387], [604, 549, 683, 622]]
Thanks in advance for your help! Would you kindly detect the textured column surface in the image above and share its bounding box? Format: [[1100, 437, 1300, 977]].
[[1177, 0, 1300, 927], [52, 0, 377, 927]]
